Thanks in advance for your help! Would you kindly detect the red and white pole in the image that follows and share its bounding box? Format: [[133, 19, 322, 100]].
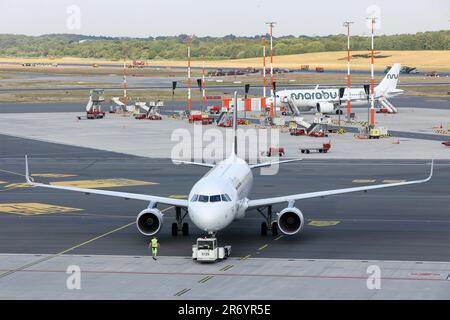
[[187, 36, 192, 111], [202, 58, 206, 111], [266, 22, 276, 117], [262, 37, 267, 98], [123, 60, 128, 106], [370, 18, 376, 127], [344, 21, 353, 121]]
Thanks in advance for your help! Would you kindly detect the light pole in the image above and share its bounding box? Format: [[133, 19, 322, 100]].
[[266, 22, 276, 118], [262, 36, 267, 99], [343, 21, 354, 122], [367, 17, 377, 128], [187, 36, 192, 111], [202, 57, 206, 113], [123, 59, 128, 107]]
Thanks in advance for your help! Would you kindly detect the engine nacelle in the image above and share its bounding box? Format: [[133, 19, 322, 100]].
[[277, 207, 304, 235], [316, 102, 335, 114], [136, 208, 163, 236]]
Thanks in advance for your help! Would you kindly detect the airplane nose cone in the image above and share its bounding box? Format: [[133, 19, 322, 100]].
[[188, 204, 233, 232]]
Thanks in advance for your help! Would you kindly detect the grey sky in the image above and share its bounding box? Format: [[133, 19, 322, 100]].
[[0, 0, 448, 37]]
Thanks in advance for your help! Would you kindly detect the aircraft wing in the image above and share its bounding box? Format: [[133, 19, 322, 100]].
[[25, 156, 188, 207], [172, 160, 215, 168], [247, 161, 433, 209], [249, 158, 302, 169]]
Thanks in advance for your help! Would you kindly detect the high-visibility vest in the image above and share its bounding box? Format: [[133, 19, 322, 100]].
[[151, 239, 158, 248]]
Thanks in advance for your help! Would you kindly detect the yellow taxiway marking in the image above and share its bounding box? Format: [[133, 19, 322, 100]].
[[220, 265, 234, 272], [0, 181, 6, 184], [169, 194, 188, 199], [0, 206, 174, 280], [241, 254, 251, 260], [174, 288, 191, 297], [58, 206, 172, 256], [383, 180, 406, 184], [50, 179, 158, 189], [31, 173, 77, 178], [3, 183, 35, 190], [274, 235, 284, 241], [198, 275, 214, 283], [353, 179, 376, 183], [308, 220, 341, 227], [258, 244, 269, 251], [0, 203, 83, 216]]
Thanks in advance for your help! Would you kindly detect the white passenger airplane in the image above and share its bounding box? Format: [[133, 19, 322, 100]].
[[267, 63, 404, 114], [25, 93, 433, 239]]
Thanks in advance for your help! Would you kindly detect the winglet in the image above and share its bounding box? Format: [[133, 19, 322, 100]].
[[428, 159, 434, 181], [25, 155, 33, 184]]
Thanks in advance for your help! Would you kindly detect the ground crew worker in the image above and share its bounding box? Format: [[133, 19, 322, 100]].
[[149, 236, 159, 260]]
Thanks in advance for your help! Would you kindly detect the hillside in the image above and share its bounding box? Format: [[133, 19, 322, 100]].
[[0, 31, 449, 61]]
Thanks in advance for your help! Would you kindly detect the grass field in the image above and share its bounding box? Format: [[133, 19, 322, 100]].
[[206, 51, 450, 72], [0, 88, 228, 103], [1, 50, 449, 72]]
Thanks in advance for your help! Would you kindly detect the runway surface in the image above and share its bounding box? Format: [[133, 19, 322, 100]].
[[0, 133, 449, 262]]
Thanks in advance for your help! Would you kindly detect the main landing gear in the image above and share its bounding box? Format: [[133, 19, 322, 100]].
[[171, 207, 189, 236], [257, 205, 279, 237]]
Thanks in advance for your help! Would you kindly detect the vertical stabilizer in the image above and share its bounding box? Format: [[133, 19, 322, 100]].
[[376, 63, 401, 97]]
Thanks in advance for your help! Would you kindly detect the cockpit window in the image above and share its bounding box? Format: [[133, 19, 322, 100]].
[[190, 194, 199, 202], [198, 195, 209, 203], [210, 195, 221, 202], [221, 194, 231, 202]]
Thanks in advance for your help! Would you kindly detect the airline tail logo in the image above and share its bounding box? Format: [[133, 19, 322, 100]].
[[376, 63, 401, 96], [387, 74, 399, 80]]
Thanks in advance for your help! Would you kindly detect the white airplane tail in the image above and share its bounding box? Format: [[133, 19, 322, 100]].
[[375, 63, 402, 97]]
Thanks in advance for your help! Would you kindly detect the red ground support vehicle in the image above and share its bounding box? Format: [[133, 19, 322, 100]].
[[377, 108, 390, 114], [217, 119, 232, 127], [189, 114, 213, 125], [135, 114, 162, 120], [442, 142, 450, 147], [200, 118, 214, 125], [266, 147, 285, 157], [290, 128, 306, 136], [188, 114, 203, 123], [315, 67, 324, 73], [86, 110, 105, 119], [207, 105, 221, 114], [300, 143, 331, 154], [308, 131, 328, 138], [128, 60, 146, 68]]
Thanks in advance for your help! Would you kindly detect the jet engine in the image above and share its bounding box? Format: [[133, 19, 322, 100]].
[[136, 208, 163, 236], [277, 207, 305, 235], [316, 102, 335, 114]]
